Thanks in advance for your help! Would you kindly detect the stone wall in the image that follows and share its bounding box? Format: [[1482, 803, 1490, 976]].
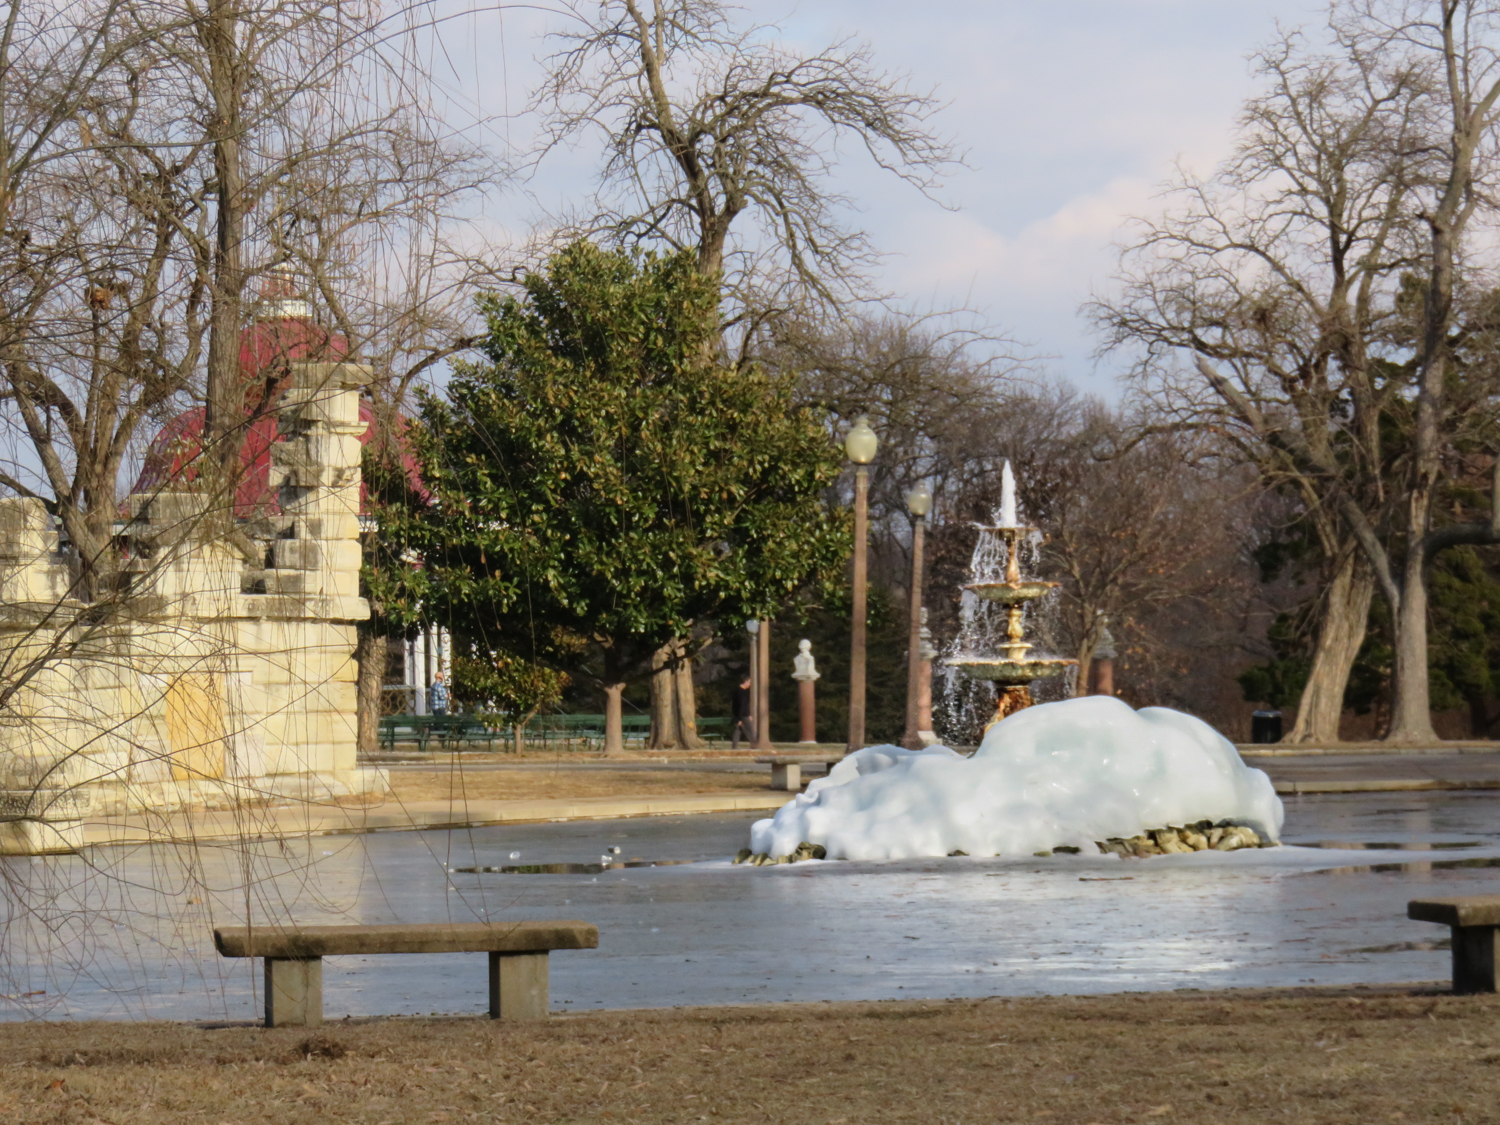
[[0, 362, 385, 853]]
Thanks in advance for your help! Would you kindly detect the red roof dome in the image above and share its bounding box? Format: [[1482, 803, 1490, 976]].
[[131, 273, 421, 517]]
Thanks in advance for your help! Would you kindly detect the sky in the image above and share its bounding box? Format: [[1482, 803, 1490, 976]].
[[425, 0, 1332, 397]]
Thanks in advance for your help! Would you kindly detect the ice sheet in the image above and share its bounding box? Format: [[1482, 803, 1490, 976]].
[[749, 696, 1284, 860]]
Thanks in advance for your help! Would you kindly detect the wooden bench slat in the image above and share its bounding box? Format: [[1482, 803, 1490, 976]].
[[1408, 896, 1500, 928], [214, 921, 598, 959]]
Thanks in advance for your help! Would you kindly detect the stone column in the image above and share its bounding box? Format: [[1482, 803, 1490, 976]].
[[792, 639, 820, 744], [412, 631, 427, 715]]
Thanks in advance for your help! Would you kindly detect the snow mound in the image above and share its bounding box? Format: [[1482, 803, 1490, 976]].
[[748, 696, 1283, 861]]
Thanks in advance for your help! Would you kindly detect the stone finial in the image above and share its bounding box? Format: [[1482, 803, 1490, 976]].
[[792, 638, 820, 682]]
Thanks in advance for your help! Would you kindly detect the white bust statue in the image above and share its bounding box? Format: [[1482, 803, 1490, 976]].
[[792, 638, 820, 682]]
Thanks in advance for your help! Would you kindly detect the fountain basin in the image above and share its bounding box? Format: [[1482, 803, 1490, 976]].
[[963, 580, 1060, 602], [943, 656, 1077, 682]]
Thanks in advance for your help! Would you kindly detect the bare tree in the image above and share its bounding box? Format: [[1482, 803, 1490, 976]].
[[1092, 23, 1428, 741], [1039, 419, 1262, 700], [532, 0, 957, 321], [0, 0, 508, 1020], [1328, 0, 1500, 742], [0, 0, 501, 753], [764, 308, 1025, 534]]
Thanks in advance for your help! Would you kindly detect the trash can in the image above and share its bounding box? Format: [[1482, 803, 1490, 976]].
[[1251, 710, 1283, 744]]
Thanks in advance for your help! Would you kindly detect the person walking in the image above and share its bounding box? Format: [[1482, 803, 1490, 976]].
[[730, 674, 754, 750], [429, 671, 450, 717]]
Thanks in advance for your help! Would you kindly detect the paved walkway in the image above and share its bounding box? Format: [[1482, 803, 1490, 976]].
[[59, 744, 1500, 851], [72, 790, 789, 849], [1250, 751, 1500, 793]]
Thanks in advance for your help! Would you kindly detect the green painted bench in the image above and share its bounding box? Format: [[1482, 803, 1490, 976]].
[[378, 714, 500, 751]]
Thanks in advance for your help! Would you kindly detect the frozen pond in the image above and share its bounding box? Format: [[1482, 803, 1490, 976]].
[[3, 791, 1499, 1021]]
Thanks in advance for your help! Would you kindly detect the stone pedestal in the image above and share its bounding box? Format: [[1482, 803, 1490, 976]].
[[1453, 926, 1498, 994], [792, 639, 820, 745], [797, 680, 816, 743], [489, 951, 549, 1019], [265, 957, 323, 1027]]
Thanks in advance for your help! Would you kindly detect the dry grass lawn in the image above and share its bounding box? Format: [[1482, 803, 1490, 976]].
[[3, 989, 1498, 1123], [385, 767, 772, 804]]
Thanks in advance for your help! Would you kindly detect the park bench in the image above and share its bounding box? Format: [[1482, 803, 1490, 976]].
[[213, 920, 599, 1027], [1408, 895, 1500, 993], [696, 717, 731, 746], [378, 714, 501, 752], [519, 713, 654, 750], [756, 754, 845, 791]]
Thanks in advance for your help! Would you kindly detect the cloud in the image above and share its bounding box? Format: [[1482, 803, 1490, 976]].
[[436, 0, 1332, 391]]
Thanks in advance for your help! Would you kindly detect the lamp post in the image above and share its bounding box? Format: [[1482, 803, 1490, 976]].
[[918, 608, 938, 741], [755, 617, 773, 750], [746, 619, 760, 744], [844, 415, 878, 753], [901, 483, 932, 749]]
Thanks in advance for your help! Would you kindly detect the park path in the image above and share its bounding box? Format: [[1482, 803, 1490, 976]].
[[56, 744, 1500, 851]]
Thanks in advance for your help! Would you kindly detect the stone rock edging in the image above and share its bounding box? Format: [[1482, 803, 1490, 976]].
[[732, 820, 1277, 866]]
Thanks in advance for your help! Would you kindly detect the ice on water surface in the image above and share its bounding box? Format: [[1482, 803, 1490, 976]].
[[749, 696, 1283, 861]]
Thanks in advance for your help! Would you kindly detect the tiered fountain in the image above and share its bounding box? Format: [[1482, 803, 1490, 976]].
[[745, 460, 1284, 863], [943, 462, 1077, 729]]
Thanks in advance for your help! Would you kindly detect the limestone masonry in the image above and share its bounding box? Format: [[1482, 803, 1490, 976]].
[[0, 362, 385, 853]]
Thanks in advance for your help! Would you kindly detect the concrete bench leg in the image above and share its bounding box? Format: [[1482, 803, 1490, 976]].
[[489, 951, 549, 1019], [1452, 926, 1499, 994], [265, 957, 322, 1028], [770, 763, 801, 791]]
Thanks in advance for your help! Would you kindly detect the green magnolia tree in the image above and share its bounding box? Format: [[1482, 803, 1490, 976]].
[[368, 241, 851, 754], [450, 650, 572, 754]]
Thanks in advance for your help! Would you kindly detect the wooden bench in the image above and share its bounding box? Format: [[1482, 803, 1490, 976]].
[[755, 754, 844, 791], [1408, 895, 1500, 993], [214, 921, 598, 1026]]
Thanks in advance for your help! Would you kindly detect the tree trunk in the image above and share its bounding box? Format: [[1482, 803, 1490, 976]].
[[354, 628, 385, 757], [1286, 549, 1373, 744], [1467, 695, 1493, 739], [200, 0, 248, 473], [603, 681, 627, 757], [515, 705, 540, 755], [1386, 534, 1438, 744], [672, 638, 704, 749], [647, 641, 678, 750]]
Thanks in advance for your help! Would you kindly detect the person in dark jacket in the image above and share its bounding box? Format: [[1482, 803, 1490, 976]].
[[730, 675, 754, 749]]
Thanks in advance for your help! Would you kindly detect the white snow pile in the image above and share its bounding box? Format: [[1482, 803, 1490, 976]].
[[748, 696, 1284, 861]]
